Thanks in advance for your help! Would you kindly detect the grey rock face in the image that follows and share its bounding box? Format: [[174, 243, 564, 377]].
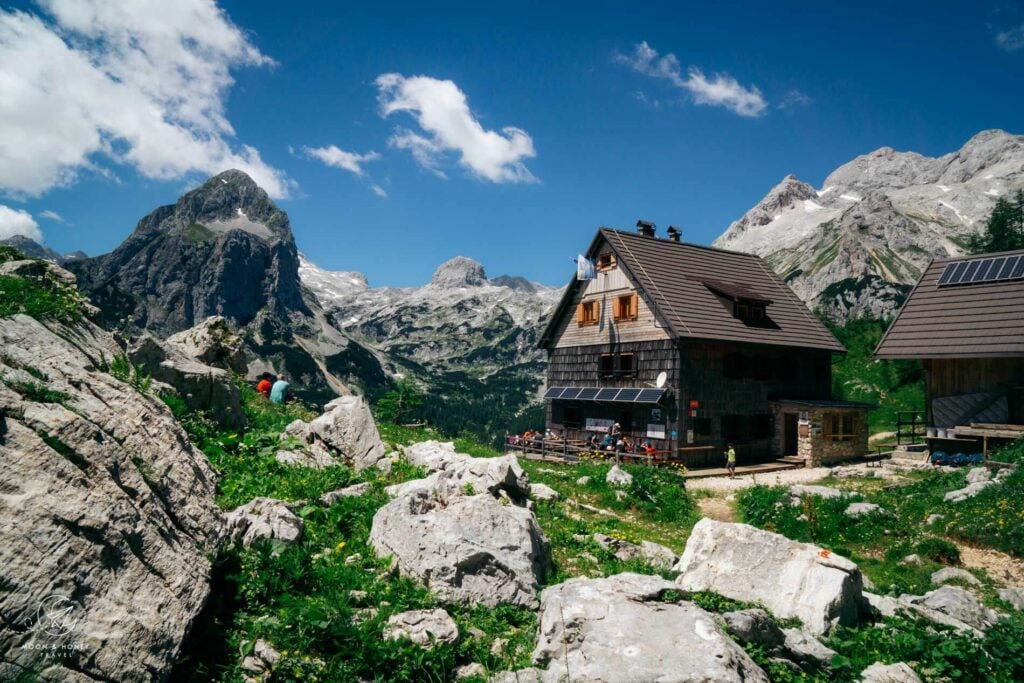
[[128, 333, 246, 429], [302, 396, 388, 471], [790, 484, 850, 500], [714, 130, 1024, 322], [845, 502, 884, 517], [999, 587, 1024, 610], [530, 482, 560, 501], [675, 519, 865, 635], [592, 533, 678, 570], [320, 482, 372, 505], [430, 256, 488, 288], [860, 661, 923, 683], [384, 608, 460, 648], [944, 480, 996, 502], [781, 628, 838, 670], [225, 497, 304, 549], [166, 315, 248, 374], [931, 567, 981, 587], [965, 466, 992, 485], [0, 314, 221, 682], [900, 586, 998, 633], [523, 573, 769, 682], [387, 452, 532, 502], [275, 447, 338, 470], [241, 639, 281, 682]]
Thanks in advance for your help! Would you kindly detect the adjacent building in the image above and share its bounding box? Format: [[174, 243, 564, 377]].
[[538, 223, 872, 467], [875, 249, 1024, 452]]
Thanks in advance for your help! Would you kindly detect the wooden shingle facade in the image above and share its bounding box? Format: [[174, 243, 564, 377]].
[[539, 226, 872, 466]]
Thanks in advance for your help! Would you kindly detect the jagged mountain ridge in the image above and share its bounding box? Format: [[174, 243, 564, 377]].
[[65, 170, 383, 398], [714, 129, 1024, 321]]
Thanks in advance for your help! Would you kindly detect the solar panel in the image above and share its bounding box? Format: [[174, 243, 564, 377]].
[[635, 389, 665, 403], [595, 388, 620, 401], [561, 388, 583, 400], [577, 387, 600, 401], [937, 254, 1024, 287], [543, 387, 563, 399], [615, 388, 641, 402]]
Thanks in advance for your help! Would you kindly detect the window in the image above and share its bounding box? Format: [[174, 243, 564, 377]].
[[563, 405, 581, 428], [597, 253, 617, 271], [825, 413, 856, 442], [617, 353, 636, 378], [750, 414, 773, 439], [734, 303, 749, 319], [613, 293, 638, 322], [734, 301, 768, 322], [577, 300, 600, 326], [599, 354, 615, 377]]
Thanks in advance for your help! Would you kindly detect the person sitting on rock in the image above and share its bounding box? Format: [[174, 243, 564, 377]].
[[256, 372, 273, 399], [270, 374, 291, 405]]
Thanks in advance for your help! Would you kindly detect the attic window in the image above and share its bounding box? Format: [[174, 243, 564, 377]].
[[597, 253, 617, 271], [735, 302, 766, 321], [613, 293, 638, 321], [577, 300, 600, 326]]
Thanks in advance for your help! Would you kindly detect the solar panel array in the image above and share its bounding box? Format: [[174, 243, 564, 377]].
[[937, 254, 1024, 287], [542, 387, 665, 404]]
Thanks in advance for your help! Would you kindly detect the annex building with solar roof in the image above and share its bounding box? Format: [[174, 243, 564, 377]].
[[876, 248, 1024, 453], [537, 222, 874, 468]]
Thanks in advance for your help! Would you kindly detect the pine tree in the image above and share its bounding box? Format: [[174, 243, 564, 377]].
[[969, 190, 1024, 254]]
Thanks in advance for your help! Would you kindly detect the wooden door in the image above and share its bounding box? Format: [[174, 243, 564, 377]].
[[784, 413, 798, 456]]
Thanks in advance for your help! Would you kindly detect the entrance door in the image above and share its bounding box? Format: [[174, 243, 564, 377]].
[[784, 413, 798, 456]]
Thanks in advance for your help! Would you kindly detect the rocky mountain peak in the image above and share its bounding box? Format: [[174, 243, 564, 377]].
[[430, 256, 487, 288]]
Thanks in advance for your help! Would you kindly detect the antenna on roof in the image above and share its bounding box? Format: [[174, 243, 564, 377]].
[[636, 219, 656, 238]]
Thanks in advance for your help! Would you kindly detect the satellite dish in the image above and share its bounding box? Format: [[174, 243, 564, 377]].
[[655, 371, 667, 388]]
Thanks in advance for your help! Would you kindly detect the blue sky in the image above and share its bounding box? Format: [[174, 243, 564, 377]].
[[1, 1, 1023, 287]]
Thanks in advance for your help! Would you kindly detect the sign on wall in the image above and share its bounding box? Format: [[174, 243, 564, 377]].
[[585, 418, 616, 433], [686, 429, 695, 444], [646, 424, 666, 439]]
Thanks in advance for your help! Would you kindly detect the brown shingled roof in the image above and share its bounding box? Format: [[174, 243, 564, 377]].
[[540, 228, 844, 352], [874, 248, 1024, 359]]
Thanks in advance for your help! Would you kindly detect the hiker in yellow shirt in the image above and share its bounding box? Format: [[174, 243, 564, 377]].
[[725, 443, 736, 479]]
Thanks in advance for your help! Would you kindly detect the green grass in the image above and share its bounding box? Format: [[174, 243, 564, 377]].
[[0, 247, 87, 324]]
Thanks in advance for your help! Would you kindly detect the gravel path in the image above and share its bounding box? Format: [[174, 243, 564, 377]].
[[688, 467, 832, 492]]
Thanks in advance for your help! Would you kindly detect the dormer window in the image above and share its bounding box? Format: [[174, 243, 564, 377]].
[[597, 253, 617, 271], [735, 302, 766, 321]]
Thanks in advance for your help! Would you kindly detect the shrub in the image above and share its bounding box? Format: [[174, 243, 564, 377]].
[[109, 354, 152, 394]]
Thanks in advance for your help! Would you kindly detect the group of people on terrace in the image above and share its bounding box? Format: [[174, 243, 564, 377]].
[[510, 422, 659, 456]]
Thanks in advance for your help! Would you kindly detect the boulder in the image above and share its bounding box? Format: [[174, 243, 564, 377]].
[[241, 639, 281, 682], [166, 315, 248, 374], [998, 587, 1024, 610], [275, 448, 338, 470], [525, 573, 768, 682], [860, 661, 923, 683], [965, 467, 992, 485], [864, 592, 900, 618], [782, 628, 838, 670], [383, 609, 459, 648], [128, 333, 246, 429], [491, 669, 545, 683], [944, 480, 995, 502], [721, 609, 786, 649], [369, 487, 550, 608], [606, 464, 633, 486], [899, 586, 998, 633], [576, 475, 591, 485], [931, 567, 981, 587], [456, 662, 486, 679], [674, 519, 864, 635], [845, 502, 884, 517], [0, 314, 221, 682], [401, 440, 465, 472], [307, 396, 389, 471], [225, 497, 304, 549], [592, 533, 678, 570], [789, 484, 850, 500], [531, 483, 560, 501], [926, 514, 944, 525], [900, 554, 922, 565], [387, 453, 531, 502], [320, 482, 372, 505]]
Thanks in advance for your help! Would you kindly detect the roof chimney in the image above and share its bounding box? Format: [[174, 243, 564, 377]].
[[636, 219, 656, 238], [667, 225, 682, 242]]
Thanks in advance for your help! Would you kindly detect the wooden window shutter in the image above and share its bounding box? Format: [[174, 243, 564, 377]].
[[576, 303, 584, 325], [630, 293, 638, 320], [594, 301, 600, 321], [612, 297, 621, 320]]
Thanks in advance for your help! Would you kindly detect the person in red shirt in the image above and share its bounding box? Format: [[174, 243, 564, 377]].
[[256, 372, 273, 399]]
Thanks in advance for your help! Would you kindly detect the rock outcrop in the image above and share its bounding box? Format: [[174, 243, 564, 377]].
[[860, 662, 922, 683], [282, 396, 389, 472], [675, 519, 865, 635], [0, 313, 221, 682], [166, 315, 248, 374], [128, 333, 246, 429], [506, 573, 769, 682], [224, 498, 304, 550], [383, 609, 460, 649]]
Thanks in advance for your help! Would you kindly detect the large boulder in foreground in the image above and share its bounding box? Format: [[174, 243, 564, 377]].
[[505, 573, 768, 682], [369, 486, 550, 608], [303, 396, 388, 471], [128, 333, 246, 429], [166, 315, 248, 374], [0, 314, 222, 682], [675, 519, 865, 635]]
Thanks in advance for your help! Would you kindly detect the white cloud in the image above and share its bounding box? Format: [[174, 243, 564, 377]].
[[0, 1, 291, 199], [39, 209, 64, 222], [375, 73, 537, 183], [996, 24, 1024, 51], [778, 89, 812, 110], [614, 41, 767, 117], [371, 184, 388, 198], [0, 205, 42, 241], [303, 145, 381, 177]]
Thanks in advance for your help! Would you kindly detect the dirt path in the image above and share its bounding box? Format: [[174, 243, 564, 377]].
[[955, 542, 1024, 585], [697, 497, 737, 523]]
